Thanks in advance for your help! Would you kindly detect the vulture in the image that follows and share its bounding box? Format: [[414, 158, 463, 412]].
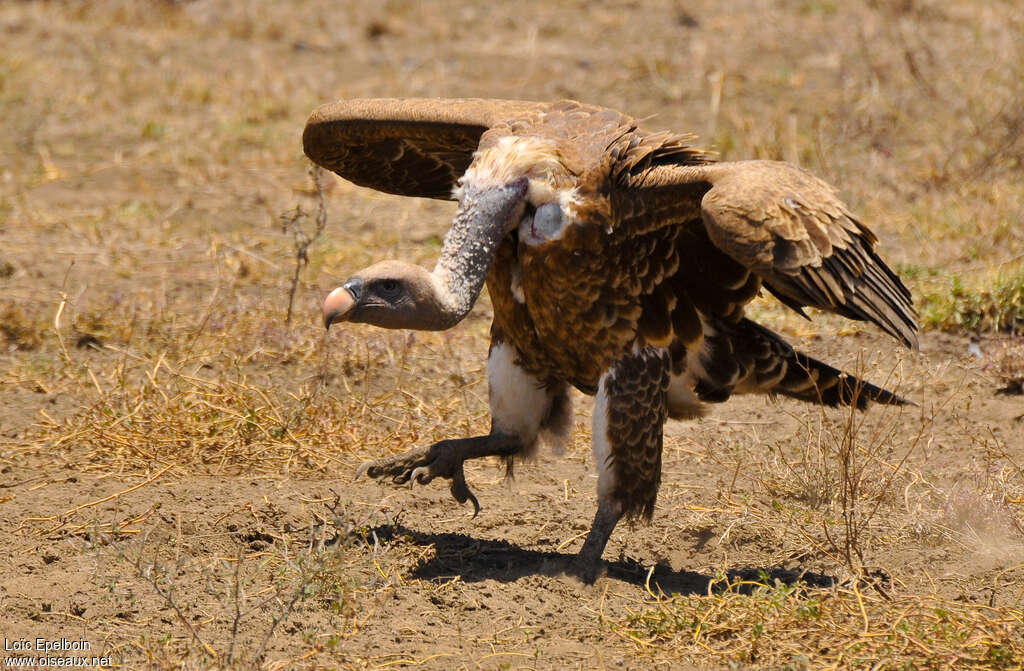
[[306, 98, 917, 582]]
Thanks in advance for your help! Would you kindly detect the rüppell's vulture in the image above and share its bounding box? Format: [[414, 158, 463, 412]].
[[306, 98, 916, 582]]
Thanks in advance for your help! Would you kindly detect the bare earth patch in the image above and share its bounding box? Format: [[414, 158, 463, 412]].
[[2, 1, 1022, 669]]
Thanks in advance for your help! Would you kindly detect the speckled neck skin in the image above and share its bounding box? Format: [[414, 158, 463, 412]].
[[430, 177, 529, 328]]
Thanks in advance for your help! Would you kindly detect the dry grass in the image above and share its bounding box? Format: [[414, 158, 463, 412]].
[[619, 577, 1024, 670], [991, 338, 1024, 395], [3, 0, 1024, 669], [92, 500, 427, 671], [9, 306, 491, 478]]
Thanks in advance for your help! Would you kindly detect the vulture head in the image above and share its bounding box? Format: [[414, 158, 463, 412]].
[[323, 260, 444, 330], [324, 176, 530, 332]]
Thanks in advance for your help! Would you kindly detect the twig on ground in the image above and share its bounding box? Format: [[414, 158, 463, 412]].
[[281, 164, 328, 325], [130, 530, 217, 659]]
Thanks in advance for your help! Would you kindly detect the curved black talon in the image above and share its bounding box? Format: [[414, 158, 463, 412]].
[[353, 460, 373, 480], [350, 435, 520, 517], [352, 449, 480, 515], [449, 466, 481, 518]]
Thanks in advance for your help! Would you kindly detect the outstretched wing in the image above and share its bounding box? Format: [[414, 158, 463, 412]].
[[620, 158, 918, 348], [303, 98, 544, 200]]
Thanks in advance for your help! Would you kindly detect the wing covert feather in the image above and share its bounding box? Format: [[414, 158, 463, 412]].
[[303, 98, 545, 199], [622, 159, 918, 348]]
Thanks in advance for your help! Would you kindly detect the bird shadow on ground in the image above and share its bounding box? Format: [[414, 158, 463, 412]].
[[363, 523, 838, 596]]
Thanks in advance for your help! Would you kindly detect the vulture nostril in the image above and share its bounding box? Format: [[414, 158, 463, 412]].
[[341, 278, 363, 301]]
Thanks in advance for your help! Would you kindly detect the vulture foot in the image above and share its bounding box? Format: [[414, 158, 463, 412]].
[[354, 444, 479, 516], [354, 434, 523, 517], [569, 499, 625, 584]]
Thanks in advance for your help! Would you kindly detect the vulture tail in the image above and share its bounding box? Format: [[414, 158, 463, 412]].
[[774, 349, 912, 409], [692, 318, 913, 410]]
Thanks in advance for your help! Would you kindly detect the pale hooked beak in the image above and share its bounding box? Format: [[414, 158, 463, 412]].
[[323, 278, 362, 329]]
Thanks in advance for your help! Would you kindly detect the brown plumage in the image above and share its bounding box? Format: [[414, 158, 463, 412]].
[[308, 98, 917, 582]]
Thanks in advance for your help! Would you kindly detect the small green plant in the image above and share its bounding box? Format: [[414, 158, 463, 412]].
[[921, 266, 1024, 333]]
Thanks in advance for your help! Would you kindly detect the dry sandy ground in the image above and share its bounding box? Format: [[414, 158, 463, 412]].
[[2, 1, 1022, 669]]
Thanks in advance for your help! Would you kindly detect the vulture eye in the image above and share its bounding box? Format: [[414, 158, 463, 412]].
[[378, 279, 401, 297]]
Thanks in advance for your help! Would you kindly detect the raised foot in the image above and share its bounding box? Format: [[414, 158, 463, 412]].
[[354, 441, 481, 516]]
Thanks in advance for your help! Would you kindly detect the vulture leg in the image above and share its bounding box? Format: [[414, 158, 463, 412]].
[[575, 346, 670, 583], [356, 340, 569, 516]]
